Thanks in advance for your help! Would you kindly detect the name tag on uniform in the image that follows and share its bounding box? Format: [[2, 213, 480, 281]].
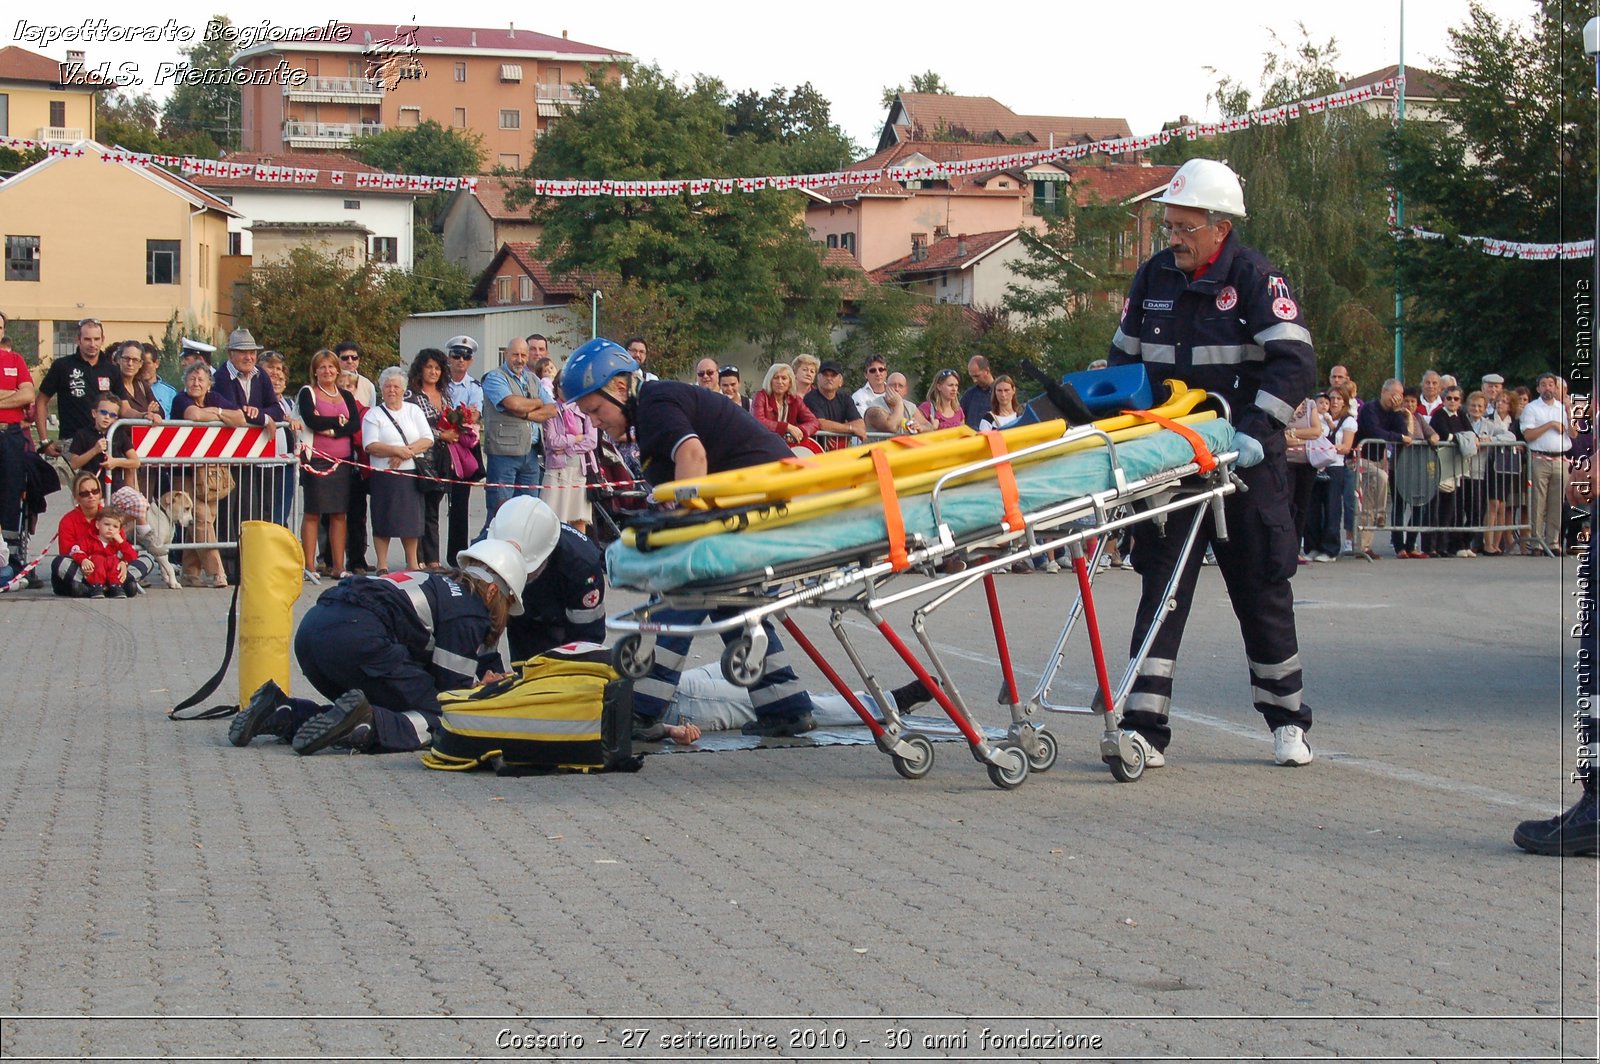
[[1142, 299, 1174, 312]]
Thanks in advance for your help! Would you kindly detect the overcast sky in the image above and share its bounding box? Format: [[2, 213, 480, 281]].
[[9, 0, 1547, 157]]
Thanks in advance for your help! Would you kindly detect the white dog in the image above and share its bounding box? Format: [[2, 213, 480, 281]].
[[143, 490, 196, 589]]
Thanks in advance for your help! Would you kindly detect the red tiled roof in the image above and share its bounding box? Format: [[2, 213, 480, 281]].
[[237, 23, 625, 58], [1068, 164, 1178, 207], [469, 177, 539, 222], [811, 141, 1041, 202], [888, 94, 1131, 149], [470, 241, 606, 301], [1345, 64, 1459, 101], [193, 152, 415, 195], [869, 229, 1018, 282], [0, 45, 114, 88]]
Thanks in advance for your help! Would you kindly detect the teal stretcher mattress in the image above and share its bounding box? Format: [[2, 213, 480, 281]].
[[608, 420, 1236, 594]]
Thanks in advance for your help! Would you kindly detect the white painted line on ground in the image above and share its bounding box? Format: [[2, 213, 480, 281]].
[[838, 614, 1565, 816]]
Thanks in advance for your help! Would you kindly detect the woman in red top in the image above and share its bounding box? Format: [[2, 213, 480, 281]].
[[751, 363, 818, 447], [50, 472, 151, 597]]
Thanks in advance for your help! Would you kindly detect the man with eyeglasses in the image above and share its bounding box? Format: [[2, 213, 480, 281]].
[[34, 317, 126, 455], [1107, 157, 1318, 770], [852, 355, 889, 415], [693, 358, 720, 390], [443, 335, 485, 562]]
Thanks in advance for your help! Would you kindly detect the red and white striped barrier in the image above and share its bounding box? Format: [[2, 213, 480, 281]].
[[130, 423, 280, 460]]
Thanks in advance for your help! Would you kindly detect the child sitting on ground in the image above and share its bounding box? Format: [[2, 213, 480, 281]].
[[80, 510, 140, 599]]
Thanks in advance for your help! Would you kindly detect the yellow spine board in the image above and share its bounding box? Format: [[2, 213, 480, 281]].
[[621, 406, 1217, 550], [652, 383, 1203, 509]]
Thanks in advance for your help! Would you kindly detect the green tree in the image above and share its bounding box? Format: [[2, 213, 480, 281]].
[[1002, 203, 1130, 373], [1209, 28, 1394, 383], [880, 71, 954, 109], [726, 83, 858, 175], [244, 246, 409, 381], [98, 90, 220, 158], [528, 63, 841, 372], [1392, 0, 1594, 386], [160, 13, 242, 153], [0, 144, 46, 180], [396, 227, 479, 314], [352, 119, 485, 229]]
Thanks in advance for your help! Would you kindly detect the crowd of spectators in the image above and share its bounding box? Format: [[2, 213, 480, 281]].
[[0, 310, 1588, 597]]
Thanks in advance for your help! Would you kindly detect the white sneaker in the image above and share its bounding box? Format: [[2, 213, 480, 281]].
[[1043, 560, 1061, 573], [1123, 729, 1165, 768], [1273, 725, 1313, 767], [1120, 558, 1135, 570], [1455, 549, 1476, 559], [1097, 555, 1111, 570], [1310, 552, 1333, 563]]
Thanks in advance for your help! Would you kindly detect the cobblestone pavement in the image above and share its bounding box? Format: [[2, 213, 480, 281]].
[[0, 520, 1594, 1061]]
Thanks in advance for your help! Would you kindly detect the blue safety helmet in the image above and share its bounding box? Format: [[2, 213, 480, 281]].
[[560, 338, 636, 402]]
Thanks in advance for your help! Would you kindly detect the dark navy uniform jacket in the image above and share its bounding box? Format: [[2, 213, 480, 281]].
[[506, 524, 606, 663], [1108, 232, 1316, 447], [319, 571, 501, 692]]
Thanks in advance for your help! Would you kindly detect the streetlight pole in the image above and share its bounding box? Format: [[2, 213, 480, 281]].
[[591, 289, 602, 340], [1394, 0, 1407, 382]]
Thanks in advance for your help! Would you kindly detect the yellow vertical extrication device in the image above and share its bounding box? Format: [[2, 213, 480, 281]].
[[422, 646, 640, 775], [237, 520, 305, 705]]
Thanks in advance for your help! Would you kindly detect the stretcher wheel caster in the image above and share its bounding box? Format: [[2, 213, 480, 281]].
[[891, 734, 935, 780], [1026, 729, 1059, 773], [1108, 744, 1146, 783], [986, 746, 1029, 790], [612, 636, 653, 680], [721, 635, 765, 688]]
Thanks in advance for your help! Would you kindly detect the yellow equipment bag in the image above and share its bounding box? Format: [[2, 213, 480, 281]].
[[423, 645, 641, 775]]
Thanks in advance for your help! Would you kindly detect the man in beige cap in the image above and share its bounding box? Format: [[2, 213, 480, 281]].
[[213, 328, 278, 427], [1481, 373, 1505, 409]]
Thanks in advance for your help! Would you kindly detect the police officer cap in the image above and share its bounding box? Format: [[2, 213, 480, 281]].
[[456, 539, 526, 616], [483, 496, 561, 574], [445, 335, 478, 357], [180, 336, 216, 354]]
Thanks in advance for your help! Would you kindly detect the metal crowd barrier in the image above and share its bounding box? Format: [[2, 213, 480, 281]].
[[104, 419, 302, 554], [1351, 437, 1534, 553]]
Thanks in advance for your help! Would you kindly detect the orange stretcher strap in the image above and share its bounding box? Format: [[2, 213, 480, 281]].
[[1121, 409, 1217, 474], [872, 448, 911, 571], [980, 430, 1025, 532]]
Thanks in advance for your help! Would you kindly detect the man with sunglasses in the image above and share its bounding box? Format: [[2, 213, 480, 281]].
[[443, 335, 485, 562], [1107, 158, 1318, 770], [693, 358, 720, 390], [851, 354, 890, 415], [332, 341, 376, 408], [34, 317, 126, 455]]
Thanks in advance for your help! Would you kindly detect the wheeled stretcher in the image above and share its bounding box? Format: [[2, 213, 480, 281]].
[[605, 390, 1243, 789]]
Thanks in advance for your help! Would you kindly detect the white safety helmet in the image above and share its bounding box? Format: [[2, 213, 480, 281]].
[[457, 538, 526, 616], [484, 496, 561, 574], [1153, 158, 1247, 219]]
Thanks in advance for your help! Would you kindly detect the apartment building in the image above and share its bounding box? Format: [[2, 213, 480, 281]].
[[233, 23, 627, 168], [0, 45, 112, 144]]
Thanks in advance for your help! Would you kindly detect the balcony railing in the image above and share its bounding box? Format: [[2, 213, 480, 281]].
[[535, 83, 584, 106], [285, 75, 384, 100], [37, 126, 84, 143], [283, 121, 386, 145]]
